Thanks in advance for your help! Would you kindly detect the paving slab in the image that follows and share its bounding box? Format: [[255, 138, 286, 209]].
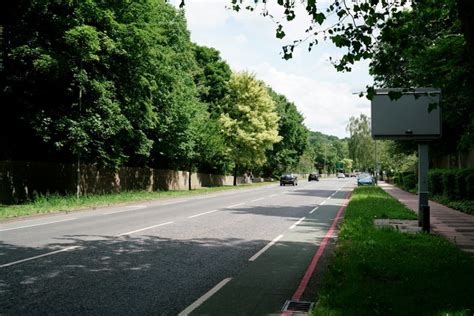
[[379, 181, 474, 254]]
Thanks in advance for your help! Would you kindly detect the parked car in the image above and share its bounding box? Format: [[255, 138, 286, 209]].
[[308, 173, 319, 181], [357, 174, 374, 186], [349, 172, 357, 177], [337, 173, 346, 178], [280, 173, 298, 186]]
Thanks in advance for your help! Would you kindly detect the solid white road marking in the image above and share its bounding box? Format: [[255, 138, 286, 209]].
[[251, 198, 264, 202], [309, 206, 319, 214], [188, 210, 218, 219], [268, 194, 278, 197], [290, 217, 306, 230], [227, 203, 245, 208], [320, 200, 326, 205], [118, 221, 174, 236], [0, 246, 80, 268], [249, 234, 284, 262], [0, 218, 77, 232], [178, 278, 233, 316], [128, 204, 148, 209]]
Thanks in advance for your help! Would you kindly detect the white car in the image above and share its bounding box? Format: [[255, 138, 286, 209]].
[[337, 173, 346, 178]]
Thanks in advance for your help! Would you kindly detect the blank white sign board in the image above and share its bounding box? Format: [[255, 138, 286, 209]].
[[371, 88, 441, 140]]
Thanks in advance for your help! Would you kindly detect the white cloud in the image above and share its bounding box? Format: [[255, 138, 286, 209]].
[[234, 34, 248, 44], [176, 0, 373, 138], [252, 63, 370, 138], [183, 1, 231, 29]]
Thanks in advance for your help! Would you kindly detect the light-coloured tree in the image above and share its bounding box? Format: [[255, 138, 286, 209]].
[[220, 72, 282, 185], [346, 114, 374, 171]]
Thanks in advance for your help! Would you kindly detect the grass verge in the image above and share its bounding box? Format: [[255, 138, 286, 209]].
[[0, 182, 273, 220], [313, 186, 474, 316]]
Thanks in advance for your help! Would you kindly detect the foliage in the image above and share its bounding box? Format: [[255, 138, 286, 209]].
[[0, 0, 321, 185], [219, 72, 282, 177], [370, 0, 474, 153], [313, 186, 474, 315], [192, 44, 232, 116], [429, 168, 474, 201], [346, 114, 374, 171], [307, 131, 347, 174], [220, 0, 473, 78], [260, 89, 308, 176], [1, 0, 232, 174]]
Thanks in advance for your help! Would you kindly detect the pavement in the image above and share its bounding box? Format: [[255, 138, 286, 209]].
[[379, 181, 474, 255]]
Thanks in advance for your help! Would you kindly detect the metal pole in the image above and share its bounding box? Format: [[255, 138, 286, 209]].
[[374, 140, 378, 185], [418, 143, 430, 231]]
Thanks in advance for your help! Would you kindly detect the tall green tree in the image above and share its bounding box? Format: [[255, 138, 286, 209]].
[[308, 131, 347, 174], [1, 0, 211, 172], [220, 72, 282, 185], [261, 89, 308, 177], [370, 0, 474, 154], [347, 114, 374, 171], [192, 44, 232, 116], [191, 44, 233, 174]]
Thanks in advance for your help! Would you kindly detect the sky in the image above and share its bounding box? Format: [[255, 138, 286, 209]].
[[175, 0, 373, 138]]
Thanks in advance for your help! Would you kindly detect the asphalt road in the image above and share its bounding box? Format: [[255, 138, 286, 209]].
[[1, 178, 354, 315]]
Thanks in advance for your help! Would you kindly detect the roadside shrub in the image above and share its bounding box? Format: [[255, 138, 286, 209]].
[[465, 170, 474, 199], [455, 169, 470, 200], [428, 169, 444, 196], [402, 172, 417, 191], [442, 170, 458, 200]]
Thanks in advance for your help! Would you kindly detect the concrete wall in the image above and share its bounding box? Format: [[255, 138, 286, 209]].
[[0, 161, 250, 204]]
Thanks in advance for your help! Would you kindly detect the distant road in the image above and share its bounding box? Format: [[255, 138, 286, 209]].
[[1, 178, 354, 315]]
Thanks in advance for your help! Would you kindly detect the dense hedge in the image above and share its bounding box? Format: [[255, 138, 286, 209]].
[[393, 171, 417, 192], [428, 168, 474, 200], [394, 168, 474, 201]]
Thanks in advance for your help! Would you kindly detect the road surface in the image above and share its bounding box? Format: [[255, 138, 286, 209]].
[[1, 178, 354, 315]]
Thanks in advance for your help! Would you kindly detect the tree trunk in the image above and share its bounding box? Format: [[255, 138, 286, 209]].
[[458, 0, 474, 58], [188, 163, 192, 191], [233, 165, 238, 186]]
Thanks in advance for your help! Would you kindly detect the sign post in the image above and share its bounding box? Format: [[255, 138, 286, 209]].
[[418, 143, 429, 230], [371, 88, 441, 232]]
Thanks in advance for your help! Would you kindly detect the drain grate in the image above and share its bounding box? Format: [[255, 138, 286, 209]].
[[281, 300, 314, 313]]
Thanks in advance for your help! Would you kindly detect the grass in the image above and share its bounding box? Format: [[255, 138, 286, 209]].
[[312, 186, 474, 316], [0, 182, 273, 219]]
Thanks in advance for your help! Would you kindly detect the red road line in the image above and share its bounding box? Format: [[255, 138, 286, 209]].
[[282, 190, 352, 316]]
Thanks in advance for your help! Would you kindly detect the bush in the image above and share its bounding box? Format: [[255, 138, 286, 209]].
[[466, 170, 474, 199], [403, 173, 417, 191], [429, 169, 444, 196], [442, 170, 456, 199]]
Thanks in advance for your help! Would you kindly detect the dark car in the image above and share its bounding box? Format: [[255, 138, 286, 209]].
[[280, 173, 298, 186], [357, 174, 374, 186], [308, 173, 319, 181]]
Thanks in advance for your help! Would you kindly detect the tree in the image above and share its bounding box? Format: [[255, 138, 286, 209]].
[[308, 131, 347, 174], [220, 72, 282, 185], [1, 0, 202, 169], [192, 44, 232, 117], [346, 114, 374, 171], [370, 0, 474, 154], [261, 89, 308, 177], [216, 0, 473, 71]]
